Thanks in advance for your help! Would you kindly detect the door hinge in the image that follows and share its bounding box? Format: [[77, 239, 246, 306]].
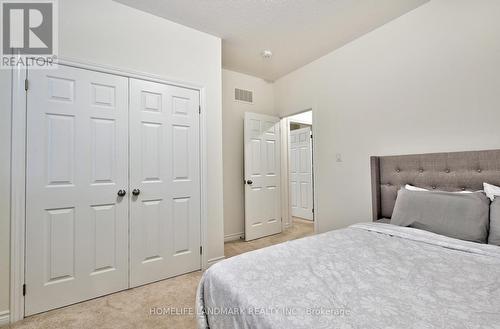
[[198, 105, 201, 114], [23, 284, 26, 296], [24, 79, 29, 91], [312, 208, 315, 214], [200, 246, 203, 255]]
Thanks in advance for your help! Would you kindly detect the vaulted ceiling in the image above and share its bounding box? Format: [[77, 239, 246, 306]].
[[116, 0, 429, 81]]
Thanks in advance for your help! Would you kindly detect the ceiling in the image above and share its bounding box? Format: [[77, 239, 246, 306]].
[[115, 0, 429, 81]]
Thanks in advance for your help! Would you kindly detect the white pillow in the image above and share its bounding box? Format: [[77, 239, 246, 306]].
[[484, 182, 500, 201], [405, 184, 478, 194], [405, 184, 428, 192]]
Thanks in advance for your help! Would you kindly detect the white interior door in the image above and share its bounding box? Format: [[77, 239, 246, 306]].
[[26, 65, 129, 315], [290, 127, 313, 220], [129, 79, 201, 287], [244, 112, 282, 241]]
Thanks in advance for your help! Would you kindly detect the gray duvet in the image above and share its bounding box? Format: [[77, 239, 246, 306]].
[[196, 223, 500, 329]]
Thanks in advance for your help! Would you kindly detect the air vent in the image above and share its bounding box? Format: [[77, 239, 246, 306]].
[[235, 88, 253, 104]]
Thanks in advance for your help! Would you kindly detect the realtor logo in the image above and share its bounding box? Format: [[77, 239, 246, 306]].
[[1, 0, 58, 68]]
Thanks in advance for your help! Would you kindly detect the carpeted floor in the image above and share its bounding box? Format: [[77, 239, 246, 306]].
[[8, 218, 314, 329]]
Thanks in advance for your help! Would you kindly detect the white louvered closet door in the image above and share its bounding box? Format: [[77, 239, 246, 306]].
[[25, 65, 129, 315], [129, 79, 201, 287]]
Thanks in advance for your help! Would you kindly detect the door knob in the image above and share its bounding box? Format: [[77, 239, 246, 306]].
[[132, 189, 141, 196], [246, 180, 253, 185], [117, 189, 126, 197]]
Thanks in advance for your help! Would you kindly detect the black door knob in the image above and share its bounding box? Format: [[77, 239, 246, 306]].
[[117, 189, 126, 197], [246, 180, 253, 185], [132, 189, 141, 196]]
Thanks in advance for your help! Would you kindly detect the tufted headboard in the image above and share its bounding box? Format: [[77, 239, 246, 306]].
[[370, 149, 500, 221]]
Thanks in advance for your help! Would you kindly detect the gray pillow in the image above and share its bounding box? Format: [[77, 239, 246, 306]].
[[391, 189, 490, 243], [488, 198, 500, 246]]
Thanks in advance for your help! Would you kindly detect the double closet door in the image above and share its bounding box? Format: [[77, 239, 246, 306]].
[[25, 65, 201, 315]]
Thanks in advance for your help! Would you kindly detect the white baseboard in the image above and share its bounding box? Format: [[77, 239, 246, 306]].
[[207, 256, 225, 267], [0, 311, 10, 327], [224, 232, 244, 242]]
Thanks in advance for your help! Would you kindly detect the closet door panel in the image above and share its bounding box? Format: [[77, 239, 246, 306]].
[[26, 65, 129, 315], [129, 79, 201, 287]]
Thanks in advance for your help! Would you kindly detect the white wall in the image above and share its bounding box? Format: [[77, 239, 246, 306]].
[[1, 0, 224, 317], [222, 69, 276, 240], [0, 70, 11, 318], [274, 0, 500, 232]]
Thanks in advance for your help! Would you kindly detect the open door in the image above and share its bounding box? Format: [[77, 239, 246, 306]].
[[290, 127, 313, 220], [244, 112, 282, 241]]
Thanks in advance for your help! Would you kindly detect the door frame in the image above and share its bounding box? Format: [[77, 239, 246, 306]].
[[9, 58, 210, 322], [280, 109, 318, 234]]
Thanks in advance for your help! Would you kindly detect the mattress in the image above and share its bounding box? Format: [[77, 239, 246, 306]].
[[196, 223, 500, 329]]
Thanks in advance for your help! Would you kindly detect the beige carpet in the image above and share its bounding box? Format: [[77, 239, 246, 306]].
[[224, 218, 314, 258], [8, 218, 313, 329]]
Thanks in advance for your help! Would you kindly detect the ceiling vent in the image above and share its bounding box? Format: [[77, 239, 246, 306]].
[[235, 88, 253, 104]]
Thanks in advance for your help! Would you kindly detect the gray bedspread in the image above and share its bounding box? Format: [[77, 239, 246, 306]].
[[196, 223, 500, 329]]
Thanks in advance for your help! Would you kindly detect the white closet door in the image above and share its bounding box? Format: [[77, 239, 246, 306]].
[[290, 127, 313, 220], [244, 112, 282, 241], [26, 65, 129, 315], [129, 79, 201, 287]]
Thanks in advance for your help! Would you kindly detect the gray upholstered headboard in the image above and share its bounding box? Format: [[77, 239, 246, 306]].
[[370, 149, 500, 221]]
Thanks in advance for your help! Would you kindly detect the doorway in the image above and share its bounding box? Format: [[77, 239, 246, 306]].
[[242, 111, 315, 242], [281, 110, 315, 231]]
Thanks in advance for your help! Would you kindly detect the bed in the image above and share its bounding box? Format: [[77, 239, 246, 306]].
[[197, 149, 500, 329]]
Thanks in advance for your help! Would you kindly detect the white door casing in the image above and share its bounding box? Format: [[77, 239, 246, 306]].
[[129, 79, 201, 287], [244, 112, 282, 241], [290, 127, 313, 220], [25, 65, 129, 315]]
